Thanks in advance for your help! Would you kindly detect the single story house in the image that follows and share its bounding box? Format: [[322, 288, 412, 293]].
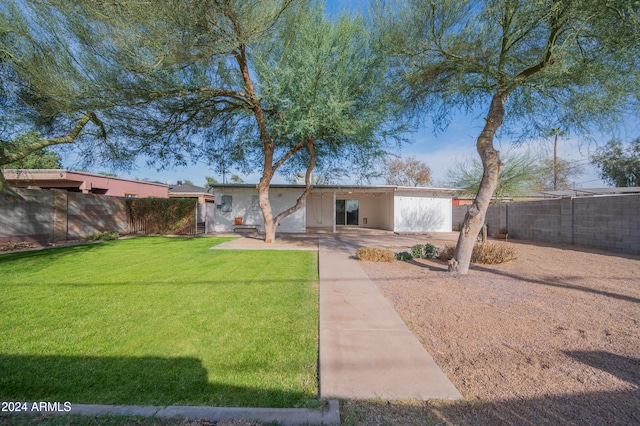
[[209, 184, 455, 233], [3, 169, 168, 198]]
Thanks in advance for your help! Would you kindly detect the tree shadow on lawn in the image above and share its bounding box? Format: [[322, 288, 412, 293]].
[[0, 242, 109, 272], [0, 354, 313, 409]]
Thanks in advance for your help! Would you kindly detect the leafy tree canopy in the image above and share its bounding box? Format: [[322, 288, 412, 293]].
[[385, 156, 431, 186], [536, 157, 584, 191], [591, 138, 640, 187], [204, 176, 218, 189], [1, 132, 62, 169], [446, 151, 542, 200], [0, 3, 106, 191], [381, 0, 640, 273], [5, 0, 404, 241]]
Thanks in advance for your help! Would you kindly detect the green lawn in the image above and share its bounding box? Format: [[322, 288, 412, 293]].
[[0, 236, 319, 408]]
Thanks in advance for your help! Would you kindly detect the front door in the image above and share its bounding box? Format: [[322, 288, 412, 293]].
[[336, 199, 359, 226]]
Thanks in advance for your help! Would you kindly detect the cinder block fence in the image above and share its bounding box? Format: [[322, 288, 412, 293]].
[[453, 194, 640, 255], [1, 189, 128, 244]]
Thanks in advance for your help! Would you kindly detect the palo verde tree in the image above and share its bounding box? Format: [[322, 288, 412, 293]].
[[0, 5, 104, 191], [382, 0, 640, 273], [18, 0, 400, 243], [446, 151, 542, 200]]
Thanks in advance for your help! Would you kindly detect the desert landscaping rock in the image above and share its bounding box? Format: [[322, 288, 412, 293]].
[[359, 238, 640, 425]]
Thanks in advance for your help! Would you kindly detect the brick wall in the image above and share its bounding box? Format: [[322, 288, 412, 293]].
[[452, 194, 640, 254]]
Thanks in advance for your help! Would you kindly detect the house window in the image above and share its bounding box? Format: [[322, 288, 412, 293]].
[[124, 193, 138, 198], [251, 195, 260, 211], [220, 195, 232, 212]]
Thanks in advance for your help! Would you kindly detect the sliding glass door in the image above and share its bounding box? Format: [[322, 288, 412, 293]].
[[336, 199, 359, 226]]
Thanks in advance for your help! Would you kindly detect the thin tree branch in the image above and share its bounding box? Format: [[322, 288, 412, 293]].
[[274, 138, 316, 224]]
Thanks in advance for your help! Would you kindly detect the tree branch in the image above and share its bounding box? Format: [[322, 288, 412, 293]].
[[1, 111, 104, 165], [274, 138, 316, 224], [272, 138, 307, 171], [514, 2, 568, 84]]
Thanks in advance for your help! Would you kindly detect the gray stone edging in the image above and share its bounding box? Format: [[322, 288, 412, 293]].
[[24, 400, 340, 426]]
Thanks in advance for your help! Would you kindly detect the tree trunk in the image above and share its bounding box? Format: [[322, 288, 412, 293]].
[[257, 175, 277, 243], [259, 139, 317, 244], [449, 91, 505, 274]]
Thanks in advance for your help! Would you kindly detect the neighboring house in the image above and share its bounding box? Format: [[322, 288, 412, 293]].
[[210, 184, 455, 233], [168, 181, 216, 233], [3, 169, 168, 198]]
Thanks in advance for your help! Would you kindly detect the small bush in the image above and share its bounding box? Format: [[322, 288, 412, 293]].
[[411, 243, 440, 259], [437, 243, 516, 265], [87, 231, 120, 241], [423, 243, 439, 258], [355, 247, 395, 262], [453, 223, 463, 232], [437, 245, 456, 262], [395, 251, 413, 261]]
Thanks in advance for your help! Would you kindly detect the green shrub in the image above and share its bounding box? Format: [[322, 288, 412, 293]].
[[395, 251, 413, 261], [453, 223, 463, 232], [437, 243, 516, 265], [355, 247, 395, 262], [87, 231, 120, 241], [411, 244, 424, 259], [411, 243, 440, 259], [126, 198, 197, 235], [423, 243, 439, 258]]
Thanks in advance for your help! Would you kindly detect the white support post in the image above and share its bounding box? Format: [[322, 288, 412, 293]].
[[332, 191, 336, 233]]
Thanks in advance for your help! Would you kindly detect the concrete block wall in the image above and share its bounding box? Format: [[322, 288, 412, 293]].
[[506, 200, 564, 242], [572, 195, 640, 254], [480, 194, 640, 254], [452, 204, 507, 235], [0, 189, 54, 244], [0, 189, 129, 244], [67, 192, 128, 239], [452, 205, 467, 227], [484, 204, 507, 235]]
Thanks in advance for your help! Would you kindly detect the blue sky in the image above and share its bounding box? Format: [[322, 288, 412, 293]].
[[64, 0, 628, 189]]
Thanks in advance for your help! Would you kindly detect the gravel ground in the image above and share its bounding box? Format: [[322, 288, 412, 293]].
[[353, 238, 640, 425]]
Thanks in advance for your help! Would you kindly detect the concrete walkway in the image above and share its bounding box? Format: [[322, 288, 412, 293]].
[[318, 235, 462, 400], [215, 231, 462, 400]]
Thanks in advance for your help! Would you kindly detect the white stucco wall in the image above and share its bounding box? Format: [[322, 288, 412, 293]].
[[306, 192, 334, 228], [393, 194, 452, 233], [305, 190, 394, 230], [212, 187, 306, 233], [353, 193, 393, 230]]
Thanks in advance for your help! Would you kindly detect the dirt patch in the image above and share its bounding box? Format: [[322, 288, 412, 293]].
[[355, 239, 640, 425], [0, 241, 41, 252], [0, 240, 87, 253]]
